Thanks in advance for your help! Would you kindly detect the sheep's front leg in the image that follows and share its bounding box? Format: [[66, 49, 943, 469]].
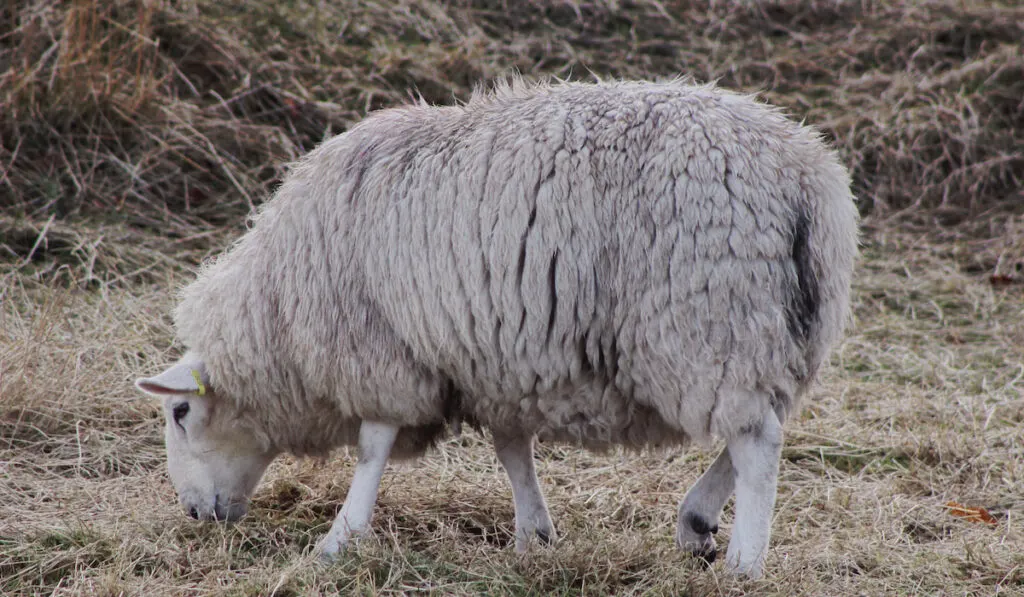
[[493, 430, 556, 551], [317, 420, 399, 559], [676, 447, 735, 563], [724, 409, 783, 579]]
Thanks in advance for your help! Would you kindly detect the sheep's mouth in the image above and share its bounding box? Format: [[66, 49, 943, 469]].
[[186, 494, 247, 522], [214, 494, 248, 522]]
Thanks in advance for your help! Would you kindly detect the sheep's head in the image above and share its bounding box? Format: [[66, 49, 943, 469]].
[[135, 352, 276, 522]]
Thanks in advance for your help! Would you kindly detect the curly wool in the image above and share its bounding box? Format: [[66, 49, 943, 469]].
[[174, 79, 859, 457]]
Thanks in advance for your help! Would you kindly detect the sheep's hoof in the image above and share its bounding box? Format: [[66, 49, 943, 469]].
[[694, 543, 717, 566], [676, 512, 718, 565], [681, 534, 717, 566], [316, 543, 344, 563], [315, 532, 355, 563], [725, 548, 765, 580], [514, 525, 557, 552]]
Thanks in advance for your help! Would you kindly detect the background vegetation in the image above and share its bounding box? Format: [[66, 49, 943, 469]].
[[2, 0, 1022, 595]]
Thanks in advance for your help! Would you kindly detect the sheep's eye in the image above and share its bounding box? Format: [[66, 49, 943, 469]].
[[172, 402, 190, 426]]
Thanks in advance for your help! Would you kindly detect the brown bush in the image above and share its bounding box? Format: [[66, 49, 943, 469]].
[[2, 0, 1021, 232]]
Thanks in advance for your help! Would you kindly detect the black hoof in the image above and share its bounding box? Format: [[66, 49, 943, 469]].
[[535, 529, 552, 545], [679, 512, 718, 567], [697, 547, 717, 565]]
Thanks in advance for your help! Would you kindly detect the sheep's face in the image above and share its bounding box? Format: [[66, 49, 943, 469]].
[[136, 353, 275, 522]]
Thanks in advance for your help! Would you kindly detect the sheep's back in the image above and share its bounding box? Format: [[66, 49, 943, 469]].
[[352, 81, 855, 439]]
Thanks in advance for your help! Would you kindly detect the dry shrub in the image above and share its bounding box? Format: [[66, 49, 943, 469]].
[[0, 214, 213, 290], [3, 0, 303, 228], [1, 0, 1021, 240]]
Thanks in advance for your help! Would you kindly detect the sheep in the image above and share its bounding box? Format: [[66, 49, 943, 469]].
[[135, 78, 859, 579]]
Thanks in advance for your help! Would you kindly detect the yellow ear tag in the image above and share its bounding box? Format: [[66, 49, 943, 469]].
[[191, 369, 207, 396]]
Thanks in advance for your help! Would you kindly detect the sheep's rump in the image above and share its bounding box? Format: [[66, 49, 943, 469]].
[[177, 80, 858, 451]]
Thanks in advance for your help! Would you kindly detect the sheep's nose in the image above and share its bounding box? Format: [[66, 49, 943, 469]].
[[188, 506, 199, 520]]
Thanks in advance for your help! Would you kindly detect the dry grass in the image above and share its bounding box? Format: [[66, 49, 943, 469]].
[[3, 235, 1023, 595], [2, 0, 1023, 595]]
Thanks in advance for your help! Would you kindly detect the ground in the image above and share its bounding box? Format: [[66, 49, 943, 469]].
[[1, 1, 1022, 595]]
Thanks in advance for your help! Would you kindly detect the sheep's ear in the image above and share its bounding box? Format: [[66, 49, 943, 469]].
[[135, 354, 209, 397]]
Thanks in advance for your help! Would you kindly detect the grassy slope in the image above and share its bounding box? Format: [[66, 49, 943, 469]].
[[2, 1, 1023, 595]]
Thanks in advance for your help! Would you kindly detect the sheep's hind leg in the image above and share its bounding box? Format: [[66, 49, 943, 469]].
[[676, 447, 735, 564], [724, 408, 783, 579], [317, 420, 399, 560], [493, 430, 556, 551]]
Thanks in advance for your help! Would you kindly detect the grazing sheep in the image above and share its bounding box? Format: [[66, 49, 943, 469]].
[[136, 78, 858, 578]]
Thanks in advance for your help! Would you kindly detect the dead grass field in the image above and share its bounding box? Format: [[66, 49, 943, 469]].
[[2, 1, 1023, 595]]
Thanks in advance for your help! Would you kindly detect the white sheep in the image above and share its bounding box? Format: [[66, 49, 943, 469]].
[[135, 78, 858, 578]]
